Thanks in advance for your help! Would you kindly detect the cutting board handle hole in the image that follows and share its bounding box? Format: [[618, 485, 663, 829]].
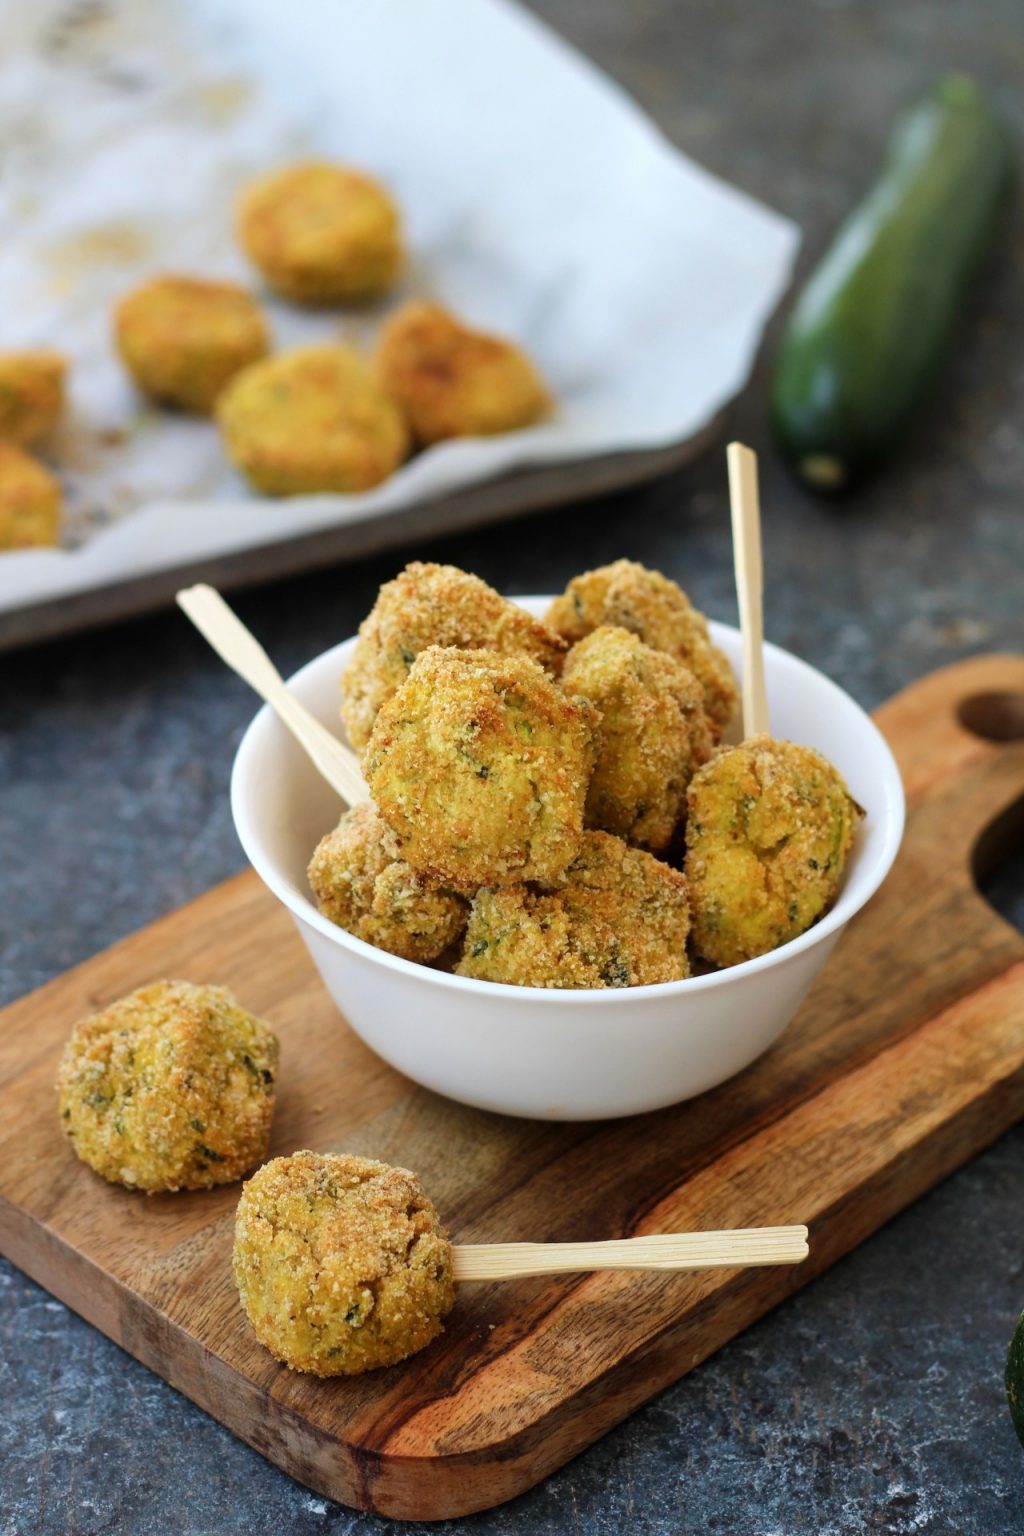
[[957, 691, 1024, 743], [973, 792, 1024, 938]]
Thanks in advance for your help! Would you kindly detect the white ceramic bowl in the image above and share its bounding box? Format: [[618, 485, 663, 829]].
[[231, 601, 904, 1121]]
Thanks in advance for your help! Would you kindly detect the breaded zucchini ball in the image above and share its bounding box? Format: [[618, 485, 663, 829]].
[[546, 559, 738, 730], [0, 443, 61, 548], [308, 802, 467, 962], [237, 161, 402, 304], [562, 626, 714, 853], [114, 276, 269, 414], [364, 646, 597, 889], [217, 344, 409, 495], [341, 561, 566, 750], [57, 980, 278, 1193], [374, 301, 548, 445], [233, 1151, 454, 1375], [0, 351, 66, 446], [457, 831, 690, 989], [685, 735, 863, 968]]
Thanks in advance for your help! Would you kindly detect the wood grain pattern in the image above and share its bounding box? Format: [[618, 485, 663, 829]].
[[1, 654, 1022, 1520]]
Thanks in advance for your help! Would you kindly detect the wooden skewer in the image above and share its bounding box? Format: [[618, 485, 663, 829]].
[[726, 441, 771, 739], [451, 1224, 808, 1281], [176, 583, 369, 808]]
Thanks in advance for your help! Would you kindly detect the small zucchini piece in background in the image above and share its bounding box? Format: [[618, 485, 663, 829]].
[[772, 74, 1013, 492]]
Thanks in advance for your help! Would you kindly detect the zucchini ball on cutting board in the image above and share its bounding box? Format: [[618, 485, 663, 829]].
[[233, 1151, 455, 1375], [57, 980, 278, 1193]]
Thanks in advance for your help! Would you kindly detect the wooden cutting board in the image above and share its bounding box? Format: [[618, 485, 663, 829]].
[[1, 654, 1022, 1521]]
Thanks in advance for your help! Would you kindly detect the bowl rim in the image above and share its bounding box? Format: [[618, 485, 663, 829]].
[[230, 608, 906, 1006]]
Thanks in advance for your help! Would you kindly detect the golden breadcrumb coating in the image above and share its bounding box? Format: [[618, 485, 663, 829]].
[[233, 1151, 454, 1375], [545, 559, 737, 730], [374, 301, 548, 445], [457, 831, 690, 988], [114, 276, 269, 414], [237, 161, 402, 304], [0, 443, 61, 548], [308, 802, 467, 961], [57, 980, 278, 1193], [0, 351, 66, 446], [562, 625, 715, 853], [217, 344, 409, 495], [685, 735, 863, 967], [341, 561, 566, 750], [364, 646, 597, 889]]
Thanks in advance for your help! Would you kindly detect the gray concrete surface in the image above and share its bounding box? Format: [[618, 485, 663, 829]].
[[2, 0, 1023, 1531]]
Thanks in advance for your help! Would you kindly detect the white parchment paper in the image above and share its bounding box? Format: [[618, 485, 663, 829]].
[[0, 0, 798, 616]]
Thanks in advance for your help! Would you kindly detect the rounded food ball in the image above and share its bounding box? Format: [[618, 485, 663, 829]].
[[457, 831, 690, 989], [685, 735, 863, 968], [0, 351, 66, 446], [374, 301, 548, 445], [57, 980, 279, 1193], [341, 560, 566, 750], [114, 276, 269, 414], [237, 161, 402, 304], [545, 559, 737, 730], [0, 443, 61, 548], [364, 646, 597, 889], [562, 625, 715, 853], [308, 802, 467, 962], [217, 344, 409, 495], [233, 1151, 454, 1375]]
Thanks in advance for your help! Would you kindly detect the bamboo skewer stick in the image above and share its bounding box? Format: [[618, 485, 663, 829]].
[[726, 441, 771, 739], [451, 1225, 808, 1281], [176, 583, 369, 808]]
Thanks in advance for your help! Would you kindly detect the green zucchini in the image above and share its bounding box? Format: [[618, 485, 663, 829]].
[[1008, 1308, 1024, 1449], [772, 75, 1013, 491]]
